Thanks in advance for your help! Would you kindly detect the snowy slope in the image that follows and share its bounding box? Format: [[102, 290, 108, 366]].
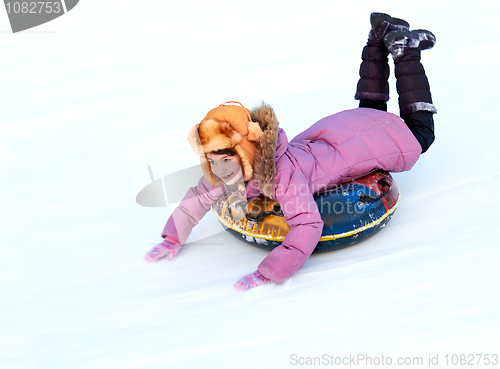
[[1, 1, 499, 369]]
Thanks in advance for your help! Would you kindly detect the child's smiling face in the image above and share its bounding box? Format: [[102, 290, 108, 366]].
[[207, 152, 243, 185]]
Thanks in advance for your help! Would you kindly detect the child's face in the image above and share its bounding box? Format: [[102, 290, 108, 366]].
[[207, 152, 243, 185]]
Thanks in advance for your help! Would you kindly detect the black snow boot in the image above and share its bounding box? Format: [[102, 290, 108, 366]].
[[384, 29, 437, 153], [369, 12, 410, 42], [355, 12, 410, 111]]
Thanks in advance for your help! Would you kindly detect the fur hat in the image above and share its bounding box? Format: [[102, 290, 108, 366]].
[[188, 101, 264, 186]]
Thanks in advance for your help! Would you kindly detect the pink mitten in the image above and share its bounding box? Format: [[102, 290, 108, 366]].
[[233, 270, 272, 291], [144, 237, 181, 263]]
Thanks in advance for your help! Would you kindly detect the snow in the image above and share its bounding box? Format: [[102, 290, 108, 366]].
[[1, 1, 500, 368]]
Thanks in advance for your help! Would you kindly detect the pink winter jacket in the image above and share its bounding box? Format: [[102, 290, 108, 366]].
[[162, 107, 422, 284]]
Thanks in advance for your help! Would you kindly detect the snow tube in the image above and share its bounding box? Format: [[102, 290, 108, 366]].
[[212, 171, 400, 252]]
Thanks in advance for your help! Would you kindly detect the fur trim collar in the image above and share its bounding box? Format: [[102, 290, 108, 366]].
[[250, 102, 280, 198]]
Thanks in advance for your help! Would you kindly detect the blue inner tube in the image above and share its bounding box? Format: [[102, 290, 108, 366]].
[[212, 171, 400, 252]]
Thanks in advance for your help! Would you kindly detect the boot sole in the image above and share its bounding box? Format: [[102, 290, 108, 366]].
[[384, 29, 436, 51]]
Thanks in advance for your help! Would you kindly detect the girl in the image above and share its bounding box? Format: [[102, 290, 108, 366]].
[[144, 12, 437, 291]]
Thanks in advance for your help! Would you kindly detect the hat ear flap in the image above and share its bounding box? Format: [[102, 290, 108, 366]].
[[187, 125, 203, 155], [247, 121, 263, 142]]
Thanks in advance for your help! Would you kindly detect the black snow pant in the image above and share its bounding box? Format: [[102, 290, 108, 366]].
[[356, 42, 436, 153]]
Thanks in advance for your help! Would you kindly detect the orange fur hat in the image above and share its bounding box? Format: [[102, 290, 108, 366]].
[[187, 101, 264, 186]]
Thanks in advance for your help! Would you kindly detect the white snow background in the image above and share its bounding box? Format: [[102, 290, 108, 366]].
[[1, 1, 500, 368]]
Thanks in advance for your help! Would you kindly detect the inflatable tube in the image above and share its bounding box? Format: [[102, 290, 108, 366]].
[[212, 170, 400, 252]]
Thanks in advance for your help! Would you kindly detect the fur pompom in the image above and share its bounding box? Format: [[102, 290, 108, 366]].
[[247, 121, 264, 142]]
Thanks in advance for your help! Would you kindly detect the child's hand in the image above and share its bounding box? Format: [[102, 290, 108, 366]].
[[233, 270, 273, 291], [144, 237, 181, 263]]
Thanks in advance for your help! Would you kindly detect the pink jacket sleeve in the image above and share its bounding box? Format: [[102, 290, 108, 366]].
[[161, 176, 225, 245], [257, 169, 324, 284]]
